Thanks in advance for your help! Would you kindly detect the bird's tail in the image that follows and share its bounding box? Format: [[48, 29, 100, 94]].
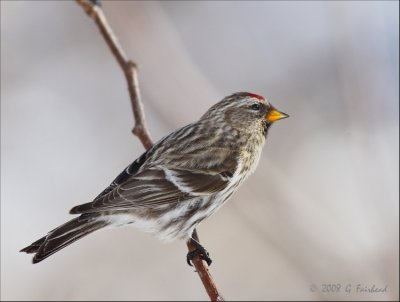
[[20, 214, 108, 263]]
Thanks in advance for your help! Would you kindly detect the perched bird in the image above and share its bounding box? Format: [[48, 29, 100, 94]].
[[21, 92, 288, 265]]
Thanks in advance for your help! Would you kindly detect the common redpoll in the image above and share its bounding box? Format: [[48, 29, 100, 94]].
[[21, 92, 288, 265]]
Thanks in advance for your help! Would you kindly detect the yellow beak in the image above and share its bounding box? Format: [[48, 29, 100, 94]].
[[266, 108, 289, 123]]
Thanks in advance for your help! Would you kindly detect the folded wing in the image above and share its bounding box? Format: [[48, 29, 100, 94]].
[[70, 166, 234, 214]]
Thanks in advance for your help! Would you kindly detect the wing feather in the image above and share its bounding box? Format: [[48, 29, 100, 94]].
[[70, 166, 234, 214]]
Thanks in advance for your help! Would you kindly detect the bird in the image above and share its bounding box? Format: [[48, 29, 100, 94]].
[[20, 92, 288, 265]]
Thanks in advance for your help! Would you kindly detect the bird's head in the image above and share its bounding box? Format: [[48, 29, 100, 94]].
[[202, 92, 289, 137]]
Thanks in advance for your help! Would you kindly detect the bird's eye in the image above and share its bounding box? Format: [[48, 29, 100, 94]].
[[251, 103, 261, 111]]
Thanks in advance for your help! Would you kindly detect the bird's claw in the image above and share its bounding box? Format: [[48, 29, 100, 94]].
[[186, 245, 212, 266]]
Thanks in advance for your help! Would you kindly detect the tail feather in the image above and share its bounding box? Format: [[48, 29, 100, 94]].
[[20, 236, 46, 254], [20, 214, 108, 263]]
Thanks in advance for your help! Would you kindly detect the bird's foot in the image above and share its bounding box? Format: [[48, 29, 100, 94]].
[[186, 240, 212, 266]]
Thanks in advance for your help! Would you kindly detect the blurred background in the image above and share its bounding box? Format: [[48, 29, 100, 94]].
[[1, 1, 398, 300]]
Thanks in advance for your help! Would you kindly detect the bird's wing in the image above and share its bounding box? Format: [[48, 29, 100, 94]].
[[91, 151, 149, 201], [69, 164, 235, 214]]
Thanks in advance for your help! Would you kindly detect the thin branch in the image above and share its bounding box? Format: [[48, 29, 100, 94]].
[[75, 1, 224, 301], [77, 0, 153, 149], [187, 229, 225, 301]]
